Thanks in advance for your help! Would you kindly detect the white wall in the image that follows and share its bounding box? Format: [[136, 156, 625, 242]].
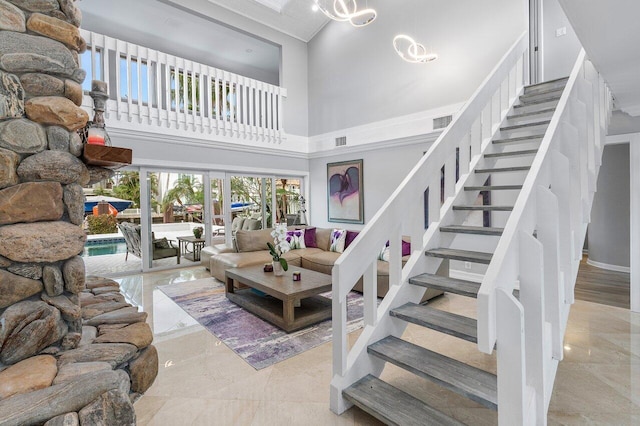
[[588, 143, 630, 268], [307, 0, 526, 136], [540, 0, 582, 81], [308, 136, 438, 229]]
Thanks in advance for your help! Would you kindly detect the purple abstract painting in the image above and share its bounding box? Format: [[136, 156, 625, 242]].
[[327, 159, 364, 224]]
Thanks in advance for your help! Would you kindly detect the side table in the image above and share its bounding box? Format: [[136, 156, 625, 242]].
[[177, 236, 206, 262]]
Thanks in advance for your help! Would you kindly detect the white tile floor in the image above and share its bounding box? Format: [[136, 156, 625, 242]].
[[117, 266, 640, 425]]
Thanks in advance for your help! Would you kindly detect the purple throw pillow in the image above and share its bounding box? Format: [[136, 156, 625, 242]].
[[402, 240, 411, 256], [299, 227, 317, 248], [345, 230, 359, 249]]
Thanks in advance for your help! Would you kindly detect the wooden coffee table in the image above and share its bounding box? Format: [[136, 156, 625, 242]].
[[225, 265, 333, 332]]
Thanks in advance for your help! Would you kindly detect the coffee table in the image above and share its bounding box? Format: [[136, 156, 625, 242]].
[[225, 265, 333, 332]]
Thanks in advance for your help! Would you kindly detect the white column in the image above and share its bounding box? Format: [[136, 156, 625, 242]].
[[630, 136, 640, 312]]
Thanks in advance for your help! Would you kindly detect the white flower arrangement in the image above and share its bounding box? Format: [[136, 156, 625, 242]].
[[268, 223, 290, 270]]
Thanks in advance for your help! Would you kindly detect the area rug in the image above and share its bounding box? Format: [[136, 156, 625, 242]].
[[158, 278, 365, 370]]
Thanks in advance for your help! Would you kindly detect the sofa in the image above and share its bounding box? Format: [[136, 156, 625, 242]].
[[201, 227, 443, 300]]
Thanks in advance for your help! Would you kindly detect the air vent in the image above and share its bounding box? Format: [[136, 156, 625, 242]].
[[335, 136, 347, 147], [433, 115, 453, 129]]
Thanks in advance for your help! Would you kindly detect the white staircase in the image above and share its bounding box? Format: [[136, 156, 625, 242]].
[[330, 32, 612, 425]]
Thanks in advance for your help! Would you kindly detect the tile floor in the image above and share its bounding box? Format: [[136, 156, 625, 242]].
[[120, 266, 640, 425]]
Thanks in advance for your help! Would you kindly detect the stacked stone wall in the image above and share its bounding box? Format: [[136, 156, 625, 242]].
[[0, 1, 157, 424]]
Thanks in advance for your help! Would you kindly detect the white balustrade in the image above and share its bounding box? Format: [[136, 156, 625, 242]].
[[80, 30, 286, 143]]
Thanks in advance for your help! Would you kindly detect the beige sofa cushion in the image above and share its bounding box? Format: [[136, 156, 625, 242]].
[[235, 229, 273, 253], [314, 228, 333, 251]]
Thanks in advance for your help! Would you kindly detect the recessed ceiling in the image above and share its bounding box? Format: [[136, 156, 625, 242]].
[[207, 0, 329, 42]]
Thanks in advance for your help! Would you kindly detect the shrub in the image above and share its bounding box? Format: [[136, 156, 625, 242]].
[[86, 214, 118, 234]]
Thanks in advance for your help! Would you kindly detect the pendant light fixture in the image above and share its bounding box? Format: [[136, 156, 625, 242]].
[[393, 34, 438, 63], [313, 0, 377, 27]]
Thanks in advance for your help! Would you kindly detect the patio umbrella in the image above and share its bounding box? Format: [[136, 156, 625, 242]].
[[84, 196, 133, 213]]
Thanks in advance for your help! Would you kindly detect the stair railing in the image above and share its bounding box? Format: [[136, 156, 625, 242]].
[[476, 51, 612, 423], [330, 31, 530, 414]]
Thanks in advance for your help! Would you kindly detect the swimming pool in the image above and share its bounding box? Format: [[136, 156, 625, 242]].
[[83, 238, 127, 257]]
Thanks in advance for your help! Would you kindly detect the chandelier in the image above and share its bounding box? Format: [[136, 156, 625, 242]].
[[393, 34, 438, 63], [313, 0, 377, 27]]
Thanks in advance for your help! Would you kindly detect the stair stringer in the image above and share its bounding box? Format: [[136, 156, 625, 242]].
[[330, 32, 531, 416]]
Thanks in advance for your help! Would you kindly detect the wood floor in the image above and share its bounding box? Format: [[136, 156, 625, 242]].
[[574, 255, 630, 309]]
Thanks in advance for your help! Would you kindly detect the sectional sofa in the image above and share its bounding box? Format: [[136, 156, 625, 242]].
[[201, 227, 443, 300]]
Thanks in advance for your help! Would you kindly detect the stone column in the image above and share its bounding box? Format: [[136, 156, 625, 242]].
[[0, 0, 112, 365]]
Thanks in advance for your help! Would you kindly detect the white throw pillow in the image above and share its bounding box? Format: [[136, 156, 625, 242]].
[[329, 229, 347, 253]]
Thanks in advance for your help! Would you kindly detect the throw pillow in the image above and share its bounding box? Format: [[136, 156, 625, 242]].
[[378, 245, 390, 261], [286, 229, 306, 250], [329, 229, 347, 253], [402, 240, 411, 256], [345, 230, 359, 249], [299, 227, 318, 248], [154, 238, 171, 249]]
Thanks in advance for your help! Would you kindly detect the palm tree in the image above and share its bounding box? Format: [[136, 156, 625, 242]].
[[112, 171, 159, 209], [161, 175, 203, 223]]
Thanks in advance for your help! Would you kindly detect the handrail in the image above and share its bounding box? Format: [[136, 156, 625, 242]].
[[330, 31, 530, 414], [80, 30, 286, 142]]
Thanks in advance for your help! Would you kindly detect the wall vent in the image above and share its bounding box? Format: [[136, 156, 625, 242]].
[[433, 115, 453, 129], [335, 136, 347, 147]]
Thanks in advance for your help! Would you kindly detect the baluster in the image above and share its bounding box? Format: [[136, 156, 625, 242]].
[[125, 46, 133, 122], [166, 55, 177, 129], [388, 226, 402, 290], [90, 33, 97, 85], [331, 272, 347, 377], [190, 63, 197, 131], [363, 260, 377, 326], [114, 39, 123, 120], [277, 88, 285, 141], [266, 86, 272, 141], [444, 151, 455, 200], [536, 185, 564, 361], [154, 52, 162, 126], [198, 65, 205, 132], [204, 69, 213, 133], [428, 173, 440, 226], [241, 78, 248, 137], [214, 69, 221, 134], [143, 48, 152, 125], [248, 81, 255, 138], [518, 230, 548, 421], [222, 72, 229, 135], [550, 150, 574, 304], [180, 59, 188, 130], [136, 47, 143, 124], [260, 82, 266, 140], [459, 131, 471, 177], [496, 288, 526, 425], [230, 74, 238, 135]]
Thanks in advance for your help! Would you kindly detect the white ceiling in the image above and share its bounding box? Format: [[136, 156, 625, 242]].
[[559, 0, 640, 116]]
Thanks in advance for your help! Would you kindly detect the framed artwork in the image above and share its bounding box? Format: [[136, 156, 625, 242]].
[[327, 159, 364, 224]]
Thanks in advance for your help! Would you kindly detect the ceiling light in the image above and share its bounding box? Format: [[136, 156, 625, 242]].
[[393, 34, 438, 63], [312, 4, 319, 12], [313, 0, 377, 27]]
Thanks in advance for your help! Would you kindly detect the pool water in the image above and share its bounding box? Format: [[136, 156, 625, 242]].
[[83, 238, 127, 257]]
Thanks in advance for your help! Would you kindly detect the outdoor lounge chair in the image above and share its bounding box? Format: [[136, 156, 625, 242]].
[[118, 222, 180, 263]]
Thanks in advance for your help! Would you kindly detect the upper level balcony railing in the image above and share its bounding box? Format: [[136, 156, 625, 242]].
[[80, 30, 287, 144]]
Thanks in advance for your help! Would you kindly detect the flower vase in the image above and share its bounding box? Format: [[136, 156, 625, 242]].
[[272, 261, 284, 276]]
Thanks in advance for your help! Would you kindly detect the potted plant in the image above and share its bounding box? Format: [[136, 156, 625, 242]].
[[193, 226, 203, 239], [267, 223, 290, 276]]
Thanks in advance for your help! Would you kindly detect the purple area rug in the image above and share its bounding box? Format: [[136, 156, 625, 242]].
[[158, 278, 365, 370]]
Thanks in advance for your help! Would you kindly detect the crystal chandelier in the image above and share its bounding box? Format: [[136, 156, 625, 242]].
[[313, 0, 377, 27], [393, 34, 438, 63]]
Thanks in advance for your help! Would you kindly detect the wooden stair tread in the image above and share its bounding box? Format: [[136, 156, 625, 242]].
[[343, 375, 464, 426], [464, 185, 522, 191], [500, 120, 551, 131], [475, 165, 531, 173], [453, 205, 513, 211], [425, 248, 492, 264], [409, 273, 481, 298], [518, 93, 562, 105], [524, 76, 568, 93], [368, 336, 498, 410], [485, 149, 538, 158], [507, 107, 556, 120], [440, 225, 503, 236], [493, 134, 545, 144], [391, 303, 478, 343]]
